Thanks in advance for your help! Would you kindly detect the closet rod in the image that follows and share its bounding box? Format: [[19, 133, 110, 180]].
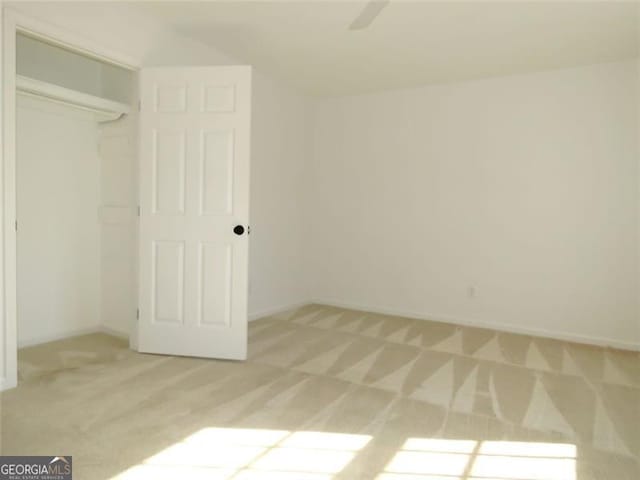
[[16, 75, 131, 122]]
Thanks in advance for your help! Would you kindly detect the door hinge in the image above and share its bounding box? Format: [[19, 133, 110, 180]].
[[247, 225, 251, 235], [136, 308, 139, 320], [14, 220, 17, 232], [137, 206, 141, 217]]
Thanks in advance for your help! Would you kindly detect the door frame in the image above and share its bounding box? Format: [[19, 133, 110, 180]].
[[1, 8, 139, 390]]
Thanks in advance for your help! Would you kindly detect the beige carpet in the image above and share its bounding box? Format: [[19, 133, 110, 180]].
[[2, 304, 638, 479]]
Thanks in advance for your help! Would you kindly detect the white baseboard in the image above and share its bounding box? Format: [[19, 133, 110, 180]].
[[0, 376, 18, 391], [313, 298, 640, 352], [18, 324, 130, 348], [18, 326, 103, 348], [249, 301, 312, 322], [17, 301, 638, 352], [98, 325, 130, 340]]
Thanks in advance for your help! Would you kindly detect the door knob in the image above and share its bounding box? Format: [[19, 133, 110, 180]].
[[233, 225, 245, 236]]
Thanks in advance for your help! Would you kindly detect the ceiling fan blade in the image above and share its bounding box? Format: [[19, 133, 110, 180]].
[[349, 0, 390, 31]]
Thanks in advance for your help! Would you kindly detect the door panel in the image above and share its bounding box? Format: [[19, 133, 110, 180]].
[[153, 130, 186, 214], [138, 66, 251, 360], [201, 130, 234, 215], [199, 242, 232, 327], [152, 241, 185, 325]]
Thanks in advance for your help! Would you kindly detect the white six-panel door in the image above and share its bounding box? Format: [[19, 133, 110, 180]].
[[138, 66, 251, 360]]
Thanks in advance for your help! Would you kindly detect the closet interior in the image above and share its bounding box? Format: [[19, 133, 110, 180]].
[[16, 32, 138, 350]]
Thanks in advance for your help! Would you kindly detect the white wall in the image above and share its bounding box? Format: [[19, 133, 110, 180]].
[[249, 71, 314, 318], [98, 115, 138, 338], [312, 60, 639, 349], [16, 97, 101, 346]]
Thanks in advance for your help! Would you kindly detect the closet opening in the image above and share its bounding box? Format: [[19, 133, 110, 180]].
[[14, 30, 139, 380]]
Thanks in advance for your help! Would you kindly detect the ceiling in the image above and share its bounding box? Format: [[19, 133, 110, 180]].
[[138, 1, 639, 96]]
